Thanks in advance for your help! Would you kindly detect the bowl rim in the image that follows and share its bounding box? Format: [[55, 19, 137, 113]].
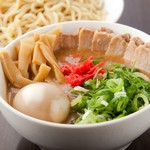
[[1, 20, 150, 128]]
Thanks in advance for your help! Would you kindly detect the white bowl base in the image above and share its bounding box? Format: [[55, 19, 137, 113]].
[[39, 142, 131, 150]]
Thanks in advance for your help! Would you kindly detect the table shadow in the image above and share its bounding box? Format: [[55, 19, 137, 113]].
[[16, 138, 41, 150]]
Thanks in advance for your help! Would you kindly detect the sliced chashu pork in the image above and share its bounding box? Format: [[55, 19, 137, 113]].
[[98, 27, 113, 33], [105, 34, 131, 56], [60, 33, 78, 49], [78, 28, 94, 50], [123, 37, 144, 61], [134, 43, 150, 72], [91, 27, 114, 51]]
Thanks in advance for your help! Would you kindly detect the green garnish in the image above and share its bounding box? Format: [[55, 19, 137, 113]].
[[71, 64, 150, 124]]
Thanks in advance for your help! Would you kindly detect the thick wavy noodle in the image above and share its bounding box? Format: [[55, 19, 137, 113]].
[[0, 0, 106, 47]]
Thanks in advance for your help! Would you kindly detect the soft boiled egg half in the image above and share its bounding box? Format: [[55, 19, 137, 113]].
[[12, 83, 70, 123]]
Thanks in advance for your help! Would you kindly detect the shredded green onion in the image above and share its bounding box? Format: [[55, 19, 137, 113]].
[[106, 78, 124, 93], [70, 63, 150, 124], [132, 93, 149, 111]]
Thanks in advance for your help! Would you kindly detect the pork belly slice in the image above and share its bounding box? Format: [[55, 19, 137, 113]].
[[134, 43, 150, 72], [123, 37, 144, 61], [98, 27, 113, 33], [91, 30, 113, 51], [78, 28, 94, 50], [60, 33, 78, 49], [105, 34, 131, 56]]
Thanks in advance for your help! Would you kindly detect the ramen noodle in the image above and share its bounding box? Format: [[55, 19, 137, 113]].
[[0, 0, 106, 47]]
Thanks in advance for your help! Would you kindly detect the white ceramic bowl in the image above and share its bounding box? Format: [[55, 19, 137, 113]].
[[0, 21, 150, 150], [105, 0, 124, 22]]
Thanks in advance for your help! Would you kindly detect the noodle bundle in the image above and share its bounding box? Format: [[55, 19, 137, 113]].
[[0, 0, 106, 47]]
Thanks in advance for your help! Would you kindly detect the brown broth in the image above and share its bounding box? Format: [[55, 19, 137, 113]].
[[54, 48, 105, 63], [54, 48, 129, 66], [55, 48, 150, 78]]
